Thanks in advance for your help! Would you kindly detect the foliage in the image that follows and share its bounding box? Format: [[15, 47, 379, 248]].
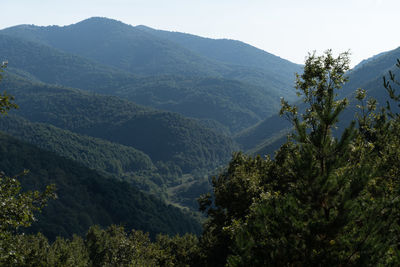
[[3, 17, 400, 266], [0, 62, 18, 114], [0, 64, 55, 265], [156, 233, 202, 267], [200, 51, 400, 266], [0, 115, 155, 174], [113, 75, 280, 133], [0, 65, 200, 265], [0, 224, 203, 267], [0, 70, 236, 214], [0, 171, 55, 232], [85, 225, 161, 266], [0, 172, 56, 265], [198, 152, 270, 266]]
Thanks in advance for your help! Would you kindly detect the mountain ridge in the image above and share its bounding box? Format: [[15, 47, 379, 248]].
[[0, 31, 288, 133]]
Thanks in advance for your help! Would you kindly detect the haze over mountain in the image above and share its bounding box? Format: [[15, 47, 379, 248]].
[[2, 17, 301, 89], [0, 17, 302, 133], [136, 24, 300, 93]]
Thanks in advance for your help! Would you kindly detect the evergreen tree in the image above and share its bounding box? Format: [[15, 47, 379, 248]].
[[226, 51, 400, 266], [200, 51, 400, 266]]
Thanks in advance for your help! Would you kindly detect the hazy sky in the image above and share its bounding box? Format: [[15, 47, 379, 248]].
[[1, 0, 399, 67]]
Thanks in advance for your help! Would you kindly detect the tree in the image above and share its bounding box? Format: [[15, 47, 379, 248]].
[[0, 62, 18, 114], [0, 62, 56, 265], [200, 50, 400, 266], [198, 152, 270, 266], [156, 233, 201, 267]]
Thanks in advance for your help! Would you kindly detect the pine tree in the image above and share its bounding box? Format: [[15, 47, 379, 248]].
[[200, 51, 399, 266]]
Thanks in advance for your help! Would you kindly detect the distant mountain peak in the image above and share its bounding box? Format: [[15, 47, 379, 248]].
[[77, 16, 124, 25], [135, 25, 152, 30], [66, 17, 132, 27]]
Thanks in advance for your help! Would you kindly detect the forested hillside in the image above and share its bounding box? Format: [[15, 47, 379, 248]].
[[0, 70, 239, 216], [2, 17, 227, 77], [1, 74, 237, 173], [1, 17, 301, 133], [0, 115, 168, 192], [136, 24, 302, 97], [0, 33, 284, 133], [2, 17, 300, 100], [0, 132, 201, 240], [113, 75, 282, 133]]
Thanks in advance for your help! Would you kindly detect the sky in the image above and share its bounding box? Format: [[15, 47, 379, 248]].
[[1, 0, 400, 67]]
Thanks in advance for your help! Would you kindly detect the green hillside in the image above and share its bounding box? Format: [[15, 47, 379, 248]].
[[0, 132, 201, 240], [0, 33, 283, 132], [2, 73, 237, 173], [1, 16, 300, 108], [1, 18, 227, 77], [137, 24, 302, 96], [0, 33, 140, 95], [114, 75, 282, 133], [234, 110, 292, 151], [0, 115, 168, 191]]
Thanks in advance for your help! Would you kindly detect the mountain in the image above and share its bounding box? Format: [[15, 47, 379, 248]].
[[1, 73, 237, 174], [0, 33, 244, 213], [0, 72, 239, 211], [1, 18, 227, 77], [0, 32, 283, 133], [2, 18, 301, 94], [0, 115, 166, 192], [111, 75, 282, 133], [0, 33, 135, 94], [0, 132, 201, 240], [136, 24, 302, 96], [0, 17, 306, 228], [1, 17, 302, 133]]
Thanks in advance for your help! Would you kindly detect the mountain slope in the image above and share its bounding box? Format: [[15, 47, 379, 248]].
[[0, 33, 281, 132], [0, 33, 136, 93], [113, 75, 282, 133], [137, 25, 302, 94], [0, 132, 201, 240], [1, 17, 300, 101], [1, 17, 227, 77], [2, 73, 237, 173], [0, 115, 168, 191]]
